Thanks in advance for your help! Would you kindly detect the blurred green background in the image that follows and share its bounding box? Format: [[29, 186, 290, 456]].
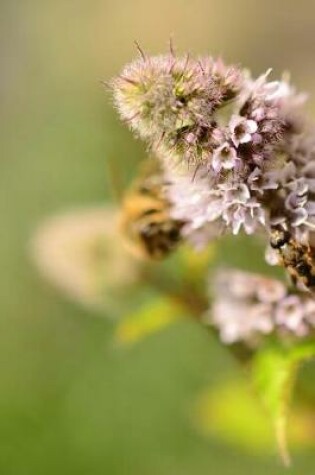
[[1, 1, 315, 473]]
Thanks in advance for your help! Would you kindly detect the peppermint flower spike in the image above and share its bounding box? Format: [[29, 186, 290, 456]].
[[112, 53, 244, 165], [114, 56, 205, 139], [264, 80, 291, 101], [229, 115, 258, 146], [113, 51, 315, 245], [275, 295, 305, 332], [223, 183, 251, 204], [291, 208, 308, 227], [246, 204, 266, 231], [208, 269, 315, 346], [212, 142, 239, 172], [254, 68, 273, 91]]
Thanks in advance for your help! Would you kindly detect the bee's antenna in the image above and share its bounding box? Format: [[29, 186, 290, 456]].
[[134, 40, 147, 62]]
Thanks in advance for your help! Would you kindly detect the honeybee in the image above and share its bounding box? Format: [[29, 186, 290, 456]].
[[120, 161, 184, 259], [270, 225, 315, 291]]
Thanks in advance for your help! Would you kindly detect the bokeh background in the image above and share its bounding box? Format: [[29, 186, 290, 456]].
[[1, 1, 315, 474]]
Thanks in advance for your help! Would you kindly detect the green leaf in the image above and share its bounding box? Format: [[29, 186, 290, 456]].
[[193, 378, 315, 456], [251, 340, 315, 465], [114, 297, 185, 346]]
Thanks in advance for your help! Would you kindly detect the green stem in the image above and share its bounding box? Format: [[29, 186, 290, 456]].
[[140, 265, 253, 364]]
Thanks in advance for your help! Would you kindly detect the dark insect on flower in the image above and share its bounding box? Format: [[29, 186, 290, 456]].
[[119, 160, 185, 260], [270, 225, 315, 291]]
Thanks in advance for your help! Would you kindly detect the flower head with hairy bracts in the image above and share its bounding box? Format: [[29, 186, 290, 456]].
[[206, 269, 315, 345], [112, 51, 243, 165], [112, 47, 315, 249]]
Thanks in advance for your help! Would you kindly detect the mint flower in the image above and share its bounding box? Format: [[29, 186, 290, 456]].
[[275, 295, 308, 336], [212, 142, 239, 172], [229, 115, 258, 146], [207, 269, 315, 345], [112, 49, 315, 249]]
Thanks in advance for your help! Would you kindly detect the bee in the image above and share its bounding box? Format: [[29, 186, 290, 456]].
[[120, 161, 184, 260], [270, 225, 315, 291]]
